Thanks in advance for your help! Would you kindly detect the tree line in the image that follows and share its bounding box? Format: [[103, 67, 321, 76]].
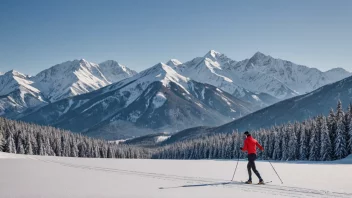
[[153, 101, 352, 161], [0, 118, 152, 159], [1, 101, 352, 161]]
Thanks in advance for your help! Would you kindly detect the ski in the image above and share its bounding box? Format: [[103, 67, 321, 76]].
[[240, 180, 272, 185], [257, 181, 272, 185]]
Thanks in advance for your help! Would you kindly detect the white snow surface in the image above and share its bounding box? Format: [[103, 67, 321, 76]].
[[1, 152, 352, 198], [155, 135, 170, 142], [152, 92, 167, 108]]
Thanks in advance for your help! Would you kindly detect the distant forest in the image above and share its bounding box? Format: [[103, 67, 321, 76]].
[[1, 101, 352, 161], [154, 101, 352, 161], [0, 118, 152, 159]]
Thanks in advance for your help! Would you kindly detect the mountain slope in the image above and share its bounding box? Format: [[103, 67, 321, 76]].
[[232, 52, 351, 98], [0, 70, 47, 116], [165, 75, 352, 143], [166, 59, 182, 67], [21, 63, 257, 139], [0, 59, 136, 116], [173, 50, 350, 101], [31, 59, 137, 102], [171, 50, 280, 108]]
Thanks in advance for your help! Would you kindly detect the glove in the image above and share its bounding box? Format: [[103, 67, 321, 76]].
[[240, 147, 243, 150]]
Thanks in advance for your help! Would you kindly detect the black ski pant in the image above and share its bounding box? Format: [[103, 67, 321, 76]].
[[247, 153, 262, 181]]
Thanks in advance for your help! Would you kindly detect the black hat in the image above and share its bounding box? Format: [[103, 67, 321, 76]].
[[244, 131, 250, 136]]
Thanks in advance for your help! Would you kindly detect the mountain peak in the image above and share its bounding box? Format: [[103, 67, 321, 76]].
[[99, 60, 137, 78], [204, 50, 222, 59], [150, 62, 169, 71], [139, 62, 188, 85], [4, 69, 26, 78], [101, 59, 119, 64], [252, 51, 267, 59], [99, 60, 124, 68], [78, 59, 93, 67], [166, 59, 182, 67], [325, 67, 350, 73]]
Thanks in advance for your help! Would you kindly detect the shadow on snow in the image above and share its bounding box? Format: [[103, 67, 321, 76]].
[[159, 181, 243, 189]]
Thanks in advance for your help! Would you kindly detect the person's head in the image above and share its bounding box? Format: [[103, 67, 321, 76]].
[[244, 131, 250, 137]]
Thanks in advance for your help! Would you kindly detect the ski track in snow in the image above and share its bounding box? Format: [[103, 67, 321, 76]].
[[30, 156, 352, 198]]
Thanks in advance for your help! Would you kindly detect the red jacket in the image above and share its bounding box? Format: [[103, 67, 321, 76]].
[[241, 135, 264, 154]]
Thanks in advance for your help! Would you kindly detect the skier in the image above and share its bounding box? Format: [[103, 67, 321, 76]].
[[240, 131, 265, 184]]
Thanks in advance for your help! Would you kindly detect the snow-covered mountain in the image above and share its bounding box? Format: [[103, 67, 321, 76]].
[[169, 50, 281, 107], [32, 59, 137, 102], [0, 70, 46, 116], [0, 59, 136, 116], [2, 50, 350, 139], [172, 50, 350, 100], [165, 59, 182, 67], [166, 74, 352, 143], [232, 51, 351, 98], [21, 63, 258, 139]]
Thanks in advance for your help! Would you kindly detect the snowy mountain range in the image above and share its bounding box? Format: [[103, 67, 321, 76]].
[[171, 50, 350, 100], [1, 50, 350, 139], [21, 63, 258, 139], [0, 59, 136, 116], [164, 74, 352, 144]]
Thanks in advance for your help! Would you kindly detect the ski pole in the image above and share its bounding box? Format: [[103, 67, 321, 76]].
[[268, 158, 283, 184], [231, 151, 240, 181]]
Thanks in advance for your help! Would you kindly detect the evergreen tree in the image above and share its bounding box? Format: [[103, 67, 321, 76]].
[[299, 123, 308, 160], [288, 124, 298, 160], [25, 134, 33, 155], [281, 126, 289, 161], [320, 117, 332, 161], [267, 129, 275, 160], [349, 117, 352, 154], [272, 130, 282, 160], [0, 128, 4, 152], [5, 130, 16, 154], [328, 108, 337, 159], [309, 120, 319, 161], [335, 100, 348, 159], [16, 137, 25, 154]]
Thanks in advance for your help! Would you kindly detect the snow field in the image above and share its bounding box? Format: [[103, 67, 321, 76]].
[[0, 152, 352, 198]]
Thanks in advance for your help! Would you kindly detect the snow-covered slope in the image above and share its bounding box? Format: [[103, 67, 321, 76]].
[[123, 132, 171, 146], [169, 74, 352, 142], [232, 51, 351, 98], [166, 59, 182, 67], [171, 51, 280, 107], [0, 59, 136, 116], [324, 67, 351, 82], [0, 70, 46, 116], [21, 63, 257, 139], [0, 70, 39, 96], [174, 50, 350, 101], [32, 59, 137, 102], [1, 152, 351, 198], [99, 60, 137, 82]]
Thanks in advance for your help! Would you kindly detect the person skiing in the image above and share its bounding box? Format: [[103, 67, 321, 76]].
[[240, 131, 265, 184]]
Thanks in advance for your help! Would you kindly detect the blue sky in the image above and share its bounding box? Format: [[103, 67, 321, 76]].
[[0, 0, 351, 75]]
